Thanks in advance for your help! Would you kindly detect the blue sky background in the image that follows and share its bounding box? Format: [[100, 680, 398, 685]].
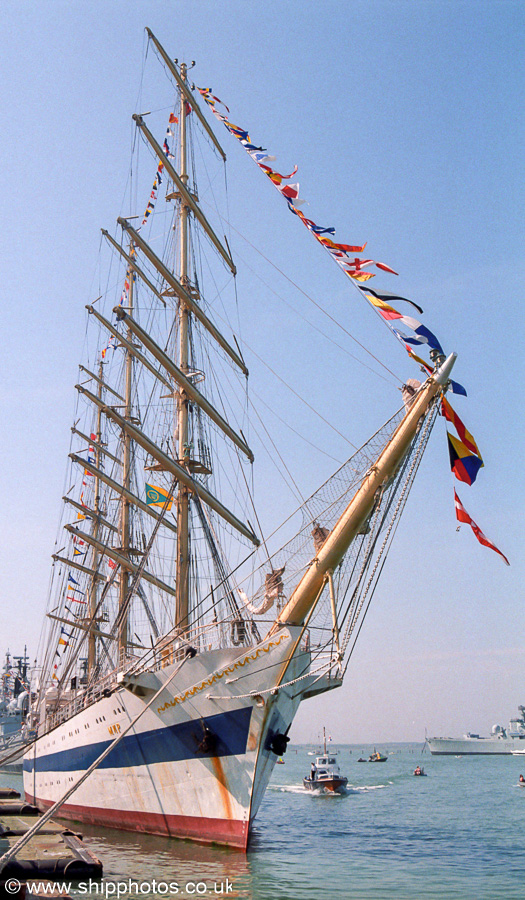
[[0, 0, 523, 742]]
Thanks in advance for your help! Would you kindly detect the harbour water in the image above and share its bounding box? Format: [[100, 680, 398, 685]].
[[3, 743, 525, 898]]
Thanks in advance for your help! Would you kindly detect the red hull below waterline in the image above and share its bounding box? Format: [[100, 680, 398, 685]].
[[27, 793, 249, 849]]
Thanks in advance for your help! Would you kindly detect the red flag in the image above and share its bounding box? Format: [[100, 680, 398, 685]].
[[278, 183, 300, 200], [454, 490, 509, 565], [375, 262, 399, 275]]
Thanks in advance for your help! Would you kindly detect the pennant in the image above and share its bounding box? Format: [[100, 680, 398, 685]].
[[249, 152, 276, 165], [408, 347, 432, 370], [239, 140, 265, 152], [343, 258, 399, 277], [292, 211, 336, 235], [145, 483, 173, 510], [454, 490, 509, 565], [73, 547, 86, 557], [449, 380, 467, 397], [346, 270, 375, 281], [309, 224, 336, 235], [225, 122, 250, 140], [319, 238, 367, 253], [163, 138, 174, 159], [375, 261, 399, 275], [357, 285, 424, 315], [441, 398, 481, 457], [447, 432, 484, 485], [393, 320, 444, 354], [198, 89, 230, 113], [259, 163, 298, 185], [58, 638, 69, 647], [67, 574, 79, 586], [65, 605, 80, 618], [367, 297, 403, 318]]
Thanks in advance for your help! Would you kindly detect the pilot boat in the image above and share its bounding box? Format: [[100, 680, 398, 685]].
[[304, 730, 348, 793]]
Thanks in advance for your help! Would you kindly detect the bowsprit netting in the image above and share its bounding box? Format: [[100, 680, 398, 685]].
[[238, 399, 440, 674]]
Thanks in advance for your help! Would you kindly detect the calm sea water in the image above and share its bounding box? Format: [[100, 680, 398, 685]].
[[3, 743, 525, 899]]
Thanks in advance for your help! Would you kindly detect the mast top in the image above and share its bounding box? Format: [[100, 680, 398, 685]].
[[144, 28, 227, 161]]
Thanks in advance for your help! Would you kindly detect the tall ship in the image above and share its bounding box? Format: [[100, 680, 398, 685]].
[[428, 706, 525, 755], [23, 31, 459, 848]]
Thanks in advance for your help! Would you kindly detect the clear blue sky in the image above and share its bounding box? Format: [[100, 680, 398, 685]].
[[0, 0, 523, 742]]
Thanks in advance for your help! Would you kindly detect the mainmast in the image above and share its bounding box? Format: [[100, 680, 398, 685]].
[[175, 64, 191, 635], [118, 250, 135, 658]]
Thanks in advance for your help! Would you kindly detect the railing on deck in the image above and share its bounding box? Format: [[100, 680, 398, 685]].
[[44, 617, 336, 732]]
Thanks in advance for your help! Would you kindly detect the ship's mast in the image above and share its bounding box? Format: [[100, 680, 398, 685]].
[[118, 253, 135, 659], [87, 362, 103, 674], [175, 64, 191, 634]]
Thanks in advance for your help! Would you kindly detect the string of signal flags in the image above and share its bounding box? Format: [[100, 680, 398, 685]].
[[195, 85, 508, 566]]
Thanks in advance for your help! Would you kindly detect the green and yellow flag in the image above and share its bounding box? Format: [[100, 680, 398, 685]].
[[145, 483, 173, 510]]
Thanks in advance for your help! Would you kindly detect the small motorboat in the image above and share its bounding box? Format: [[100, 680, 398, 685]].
[[276, 757, 285, 765], [357, 757, 367, 762], [413, 766, 427, 776], [369, 749, 388, 762], [304, 729, 348, 793]]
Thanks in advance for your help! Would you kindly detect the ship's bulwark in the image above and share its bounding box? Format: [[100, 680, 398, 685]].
[[23, 628, 311, 848]]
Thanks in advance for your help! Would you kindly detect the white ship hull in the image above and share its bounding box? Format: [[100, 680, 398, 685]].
[[24, 628, 317, 848], [427, 736, 525, 756]]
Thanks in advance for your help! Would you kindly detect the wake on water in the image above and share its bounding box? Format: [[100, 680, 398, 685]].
[[269, 783, 391, 795]]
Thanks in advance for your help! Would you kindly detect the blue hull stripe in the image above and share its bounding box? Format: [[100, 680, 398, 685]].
[[24, 706, 252, 773]]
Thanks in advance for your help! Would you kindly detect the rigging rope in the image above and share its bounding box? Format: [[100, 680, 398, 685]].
[[201, 202, 402, 385], [341, 400, 440, 673]]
